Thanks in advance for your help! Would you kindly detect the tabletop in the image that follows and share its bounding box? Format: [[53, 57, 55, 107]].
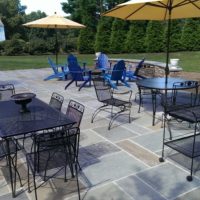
[[136, 77, 197, 90], [0, 98, 75, 138]]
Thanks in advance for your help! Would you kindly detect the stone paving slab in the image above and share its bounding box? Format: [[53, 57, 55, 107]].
[[131, 130, 164, 152], [117, 140, 161, 167], [68, 182, 133, 200], [93, 126, 138, 142], [137, 163, 200, 199], [80, 151, 147, 187], [117, 175, 167, 200]]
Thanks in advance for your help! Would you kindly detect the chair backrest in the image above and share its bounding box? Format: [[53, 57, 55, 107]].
[[67, 54, 78, 64], [111, 60, 126, 81], [0, 84, 15, 101], [96, 53, 110, 70], [172, 81, 199, 105], [48, 57, 58, 74], [66, 100, 85, 128], [133, 58, 145, 77], [93, 77, 112, 102], [49, 92, 64, 111], [68, 61, 84, 81]]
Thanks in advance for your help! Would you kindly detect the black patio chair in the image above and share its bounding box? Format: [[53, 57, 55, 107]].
[[135, 84, 160, 113], [160, 80, 199, 126], [35, 100, 84, 171], [49, 92, 64, 111], [0, 138, 23, 194], [26, 127, 81, 200], [91, 77, 132, 130], [159, 81, 200, 181], [160, 104, 200, 181], [0, 84, 15, 101]]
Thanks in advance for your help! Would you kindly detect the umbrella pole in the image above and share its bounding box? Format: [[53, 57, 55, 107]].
[[55, 28, 58, 65], [165, 10, 172, 84]]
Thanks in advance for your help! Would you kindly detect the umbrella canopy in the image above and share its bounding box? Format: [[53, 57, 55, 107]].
[[103, 0, 200, 83], [23, 13, 85, 64]]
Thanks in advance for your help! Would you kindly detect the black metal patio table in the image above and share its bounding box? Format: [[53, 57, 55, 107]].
[[0, 97, 75, 197], [137, 77, 198, 125]]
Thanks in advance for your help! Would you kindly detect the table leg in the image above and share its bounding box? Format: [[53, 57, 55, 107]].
[[152, 90, 157, 126], [5, 139, 15, 197]]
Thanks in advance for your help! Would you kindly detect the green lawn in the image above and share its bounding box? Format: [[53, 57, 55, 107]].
[[0, 52, 200, 72]]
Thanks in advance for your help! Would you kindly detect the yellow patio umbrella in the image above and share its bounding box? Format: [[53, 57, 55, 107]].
[[23, 12, 86, 64], [103, 0, 200, 83]]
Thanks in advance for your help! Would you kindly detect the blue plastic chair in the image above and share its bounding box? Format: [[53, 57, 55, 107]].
[[96, 53, 111, 72], [44, 57, 68, 81], [65, 61, 92, 91], [67, 54, 86, 70], [125, 58, 145, 81], [104, 60, 130, 89]]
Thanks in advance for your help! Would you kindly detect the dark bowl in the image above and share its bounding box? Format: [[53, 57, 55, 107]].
[[11, 93, 36, 112]]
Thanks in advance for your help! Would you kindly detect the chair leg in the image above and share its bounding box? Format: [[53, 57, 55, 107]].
[[65, 79, 75, 90], [27, 164, 31, 193], [75, 162, 81, 200], [79, 79, 90, 91], [91, 105, 108, 123]]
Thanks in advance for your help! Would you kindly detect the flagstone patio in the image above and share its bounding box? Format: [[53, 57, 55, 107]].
[[0, 68, 200, 200]]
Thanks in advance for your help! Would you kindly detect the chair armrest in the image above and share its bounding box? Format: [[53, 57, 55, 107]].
[[112, 89, 133, 103]]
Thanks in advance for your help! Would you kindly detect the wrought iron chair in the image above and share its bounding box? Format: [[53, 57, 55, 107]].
[[159, 81, 200, 181], [49, 92, 64, 111], [103, 60, 130, 89], [0, 84, 15, 100], [91, 77, 132, 130], [26, 127, 81, 200], [0, 138, 23, 193], [135, 84, 159, 113], [65, 61, 92, 91], [65, 100, 85, 169], [34, 100, 84, 170], [44, 57, 68, 81], [160, 80, 199, 115]]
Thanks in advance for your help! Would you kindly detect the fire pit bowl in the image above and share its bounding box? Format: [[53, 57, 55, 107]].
[[11, 93, 36, 113]]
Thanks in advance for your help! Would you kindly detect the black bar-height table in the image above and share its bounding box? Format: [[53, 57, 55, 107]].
[[136, 77, 198, 125], [0, 97, 75, 197]]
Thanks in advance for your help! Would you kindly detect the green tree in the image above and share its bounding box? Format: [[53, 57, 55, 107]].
[[109, 19, 128, 53], [125, 21, 147, 53], [94, 17, 113, 53], [0, 0, 25, 40], [77, 0, 98, 53], [181, 18, 200, 51], [145, 21, 165, 53]]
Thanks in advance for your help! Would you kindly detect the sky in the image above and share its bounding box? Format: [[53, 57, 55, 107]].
[[20, 0, 67, 16]]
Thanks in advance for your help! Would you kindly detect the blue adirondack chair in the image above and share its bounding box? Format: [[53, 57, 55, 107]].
[[67, 54, 86, 70], [125, 58, 145, 81], [104, 60, 130, 89], [96, 53, 111, 72], [44, 57, 68, 81], [65, 61, 92, 91]]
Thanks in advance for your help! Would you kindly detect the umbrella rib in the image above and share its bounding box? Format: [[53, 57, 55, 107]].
[[102, 5, 127, 15], [125, 2, 168, 20], [125, 4, 147, 19], [173, 0, 200, 9]]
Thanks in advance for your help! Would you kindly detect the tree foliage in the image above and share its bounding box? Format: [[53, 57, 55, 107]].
[[109, 19, 128, 53], [181, 19, 200, 51], [1, 0, 200, 55], [125, 21, 147, 53], [145, 21, 165, 53], [94, 17, 113, 53]]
